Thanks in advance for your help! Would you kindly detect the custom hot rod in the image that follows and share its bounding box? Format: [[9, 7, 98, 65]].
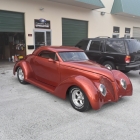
[[13, 46, 133, 112]]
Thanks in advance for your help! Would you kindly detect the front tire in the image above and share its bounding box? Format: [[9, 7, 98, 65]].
[[103, 61, 115, 70], [17, 67, 27, 84], [69, 86, 90, 112]]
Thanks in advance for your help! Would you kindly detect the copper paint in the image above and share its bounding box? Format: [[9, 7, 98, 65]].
[[13, 46, 132, 110]]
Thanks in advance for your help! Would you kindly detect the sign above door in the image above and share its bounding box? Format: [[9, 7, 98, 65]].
[[34, 18, 50, 29]]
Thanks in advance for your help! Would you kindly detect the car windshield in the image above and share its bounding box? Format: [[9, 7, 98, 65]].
[[127, 39, 140, 53], [58, 51, 89, 62]]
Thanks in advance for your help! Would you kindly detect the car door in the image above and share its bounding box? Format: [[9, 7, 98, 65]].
[[32, 51, 60, 87], [85, 39, 103, 63]]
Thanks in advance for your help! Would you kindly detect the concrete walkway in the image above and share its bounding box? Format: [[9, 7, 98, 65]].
[[0, 62, 140, 140], [0, 60, 15, 70]]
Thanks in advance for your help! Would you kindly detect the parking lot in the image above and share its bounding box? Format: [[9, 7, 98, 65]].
[[0, 62, 140, 140]]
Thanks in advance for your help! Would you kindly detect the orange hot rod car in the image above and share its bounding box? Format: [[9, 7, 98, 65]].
[[13, 46, 133, 112]]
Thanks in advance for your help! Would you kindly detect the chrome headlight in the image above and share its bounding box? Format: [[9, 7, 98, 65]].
[[120, 79, 127, 90], [99, 84, 107, 97]]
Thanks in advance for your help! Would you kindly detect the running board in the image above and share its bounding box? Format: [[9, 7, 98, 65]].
[[26, 78, 55, 93]]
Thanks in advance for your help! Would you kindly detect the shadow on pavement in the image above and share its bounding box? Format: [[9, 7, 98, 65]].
[[0, 60, 15, 70], [125, 71, 140, 78]]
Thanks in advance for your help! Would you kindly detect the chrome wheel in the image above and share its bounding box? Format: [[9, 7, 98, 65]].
[[17, 67, 27, 84], [18, 68, 24, 81], [104, 64, 112, 70], [72, 88, 84, 107], [69, 86, 90, 112], [103, 61, 115, 70]]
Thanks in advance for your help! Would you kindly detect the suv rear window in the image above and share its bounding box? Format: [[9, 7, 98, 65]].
[[126, 40, 140, 53], [106, 40, 126, 54]]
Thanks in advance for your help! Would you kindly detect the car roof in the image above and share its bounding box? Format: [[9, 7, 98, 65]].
[[33, 46, 83, 55]]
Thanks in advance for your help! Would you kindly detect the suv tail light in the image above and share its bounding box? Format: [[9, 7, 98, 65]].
[[125, 55, 131, 63]]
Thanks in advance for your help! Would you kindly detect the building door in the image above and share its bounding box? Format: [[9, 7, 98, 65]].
[[34, 30, 51, 49], [0, 10, 24, 32], [62, 18, 88, 46], [0, 10, 25, 60], [133, 27, 140, 40]]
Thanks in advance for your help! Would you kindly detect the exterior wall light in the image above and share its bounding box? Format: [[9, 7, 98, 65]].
[[39, 7, 44, 11], [101, 12, 105, 16]]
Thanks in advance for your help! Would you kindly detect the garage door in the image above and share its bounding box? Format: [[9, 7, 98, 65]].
[[133, 27, 140, 40], [62, 18, 88, 46], [0, 10, 24, 32]]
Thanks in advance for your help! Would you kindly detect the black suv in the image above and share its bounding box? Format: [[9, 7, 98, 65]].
[[75, 37, 140, 73]]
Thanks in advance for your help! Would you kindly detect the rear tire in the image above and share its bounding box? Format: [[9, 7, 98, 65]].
[[103, 61, 115, 70], [17, 67, 27, 84], [69, 86, 90, 112]]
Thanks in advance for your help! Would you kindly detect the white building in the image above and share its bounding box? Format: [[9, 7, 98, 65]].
[[0, 0, 140, 60]]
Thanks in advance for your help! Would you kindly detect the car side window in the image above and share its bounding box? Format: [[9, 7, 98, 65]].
[[89, 41, 101, 51], [75, 40, 89, 50], [39, 51, 58, 61], [106, 40, 126, 54]]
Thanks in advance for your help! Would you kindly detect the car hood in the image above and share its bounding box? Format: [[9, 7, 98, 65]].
[[62, 60, 115, 82]]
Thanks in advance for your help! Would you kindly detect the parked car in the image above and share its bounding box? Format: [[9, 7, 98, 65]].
[[13, 46, 132, 112], [75, 37, 140, 73]]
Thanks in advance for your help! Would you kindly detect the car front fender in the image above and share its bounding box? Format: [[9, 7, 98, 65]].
[[112, 70, 133, 97], [54, 75, 101, 110], [13, 60, 34, 80]]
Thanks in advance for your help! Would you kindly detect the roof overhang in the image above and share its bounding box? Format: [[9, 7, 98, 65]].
[[111, 0, 140, 19], [47, 0, 104, 10]]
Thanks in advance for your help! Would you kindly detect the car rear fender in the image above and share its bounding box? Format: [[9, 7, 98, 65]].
[[13, 60, 34, 80], [54, 75, 100, 110]]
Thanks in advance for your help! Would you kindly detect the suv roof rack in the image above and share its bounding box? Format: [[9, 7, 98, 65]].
[[119, 37, 137, 39], [96, 36, 110, 38]]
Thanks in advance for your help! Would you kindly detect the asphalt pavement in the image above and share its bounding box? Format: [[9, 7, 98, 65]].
[[0, 62, 140, 140]]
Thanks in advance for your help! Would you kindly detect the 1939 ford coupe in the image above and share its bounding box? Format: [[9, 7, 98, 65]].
[[13, 46, 133, 112]]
